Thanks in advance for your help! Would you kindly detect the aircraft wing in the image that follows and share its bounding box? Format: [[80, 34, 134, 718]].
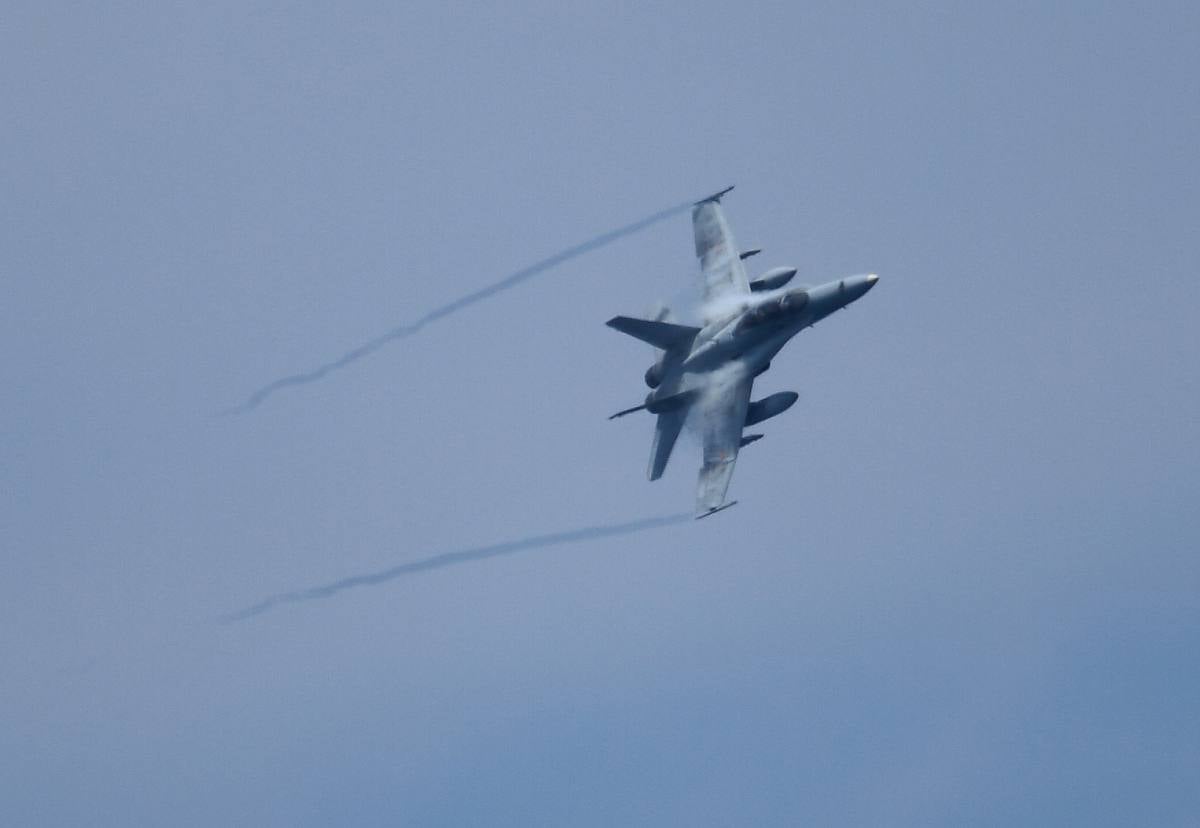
[[692, 198, 751, 302], [695, 376, 753, 516]]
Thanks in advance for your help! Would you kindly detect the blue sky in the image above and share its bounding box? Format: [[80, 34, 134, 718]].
[[3, 2, 1198, 825]]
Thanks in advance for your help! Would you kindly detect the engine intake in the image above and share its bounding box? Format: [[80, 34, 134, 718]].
[[644, 360, 664, 388]]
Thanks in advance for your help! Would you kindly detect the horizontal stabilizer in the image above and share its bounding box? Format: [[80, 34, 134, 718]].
[[606, 316, 700, 351]]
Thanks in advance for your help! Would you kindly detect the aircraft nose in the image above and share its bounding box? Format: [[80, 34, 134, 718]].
[[865, 273, 879, 288]]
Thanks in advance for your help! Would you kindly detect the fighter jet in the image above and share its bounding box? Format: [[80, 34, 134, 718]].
[[606, 187, 879, 517]]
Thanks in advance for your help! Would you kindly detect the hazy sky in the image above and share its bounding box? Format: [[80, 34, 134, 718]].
[[3, 2, 1198, 825]]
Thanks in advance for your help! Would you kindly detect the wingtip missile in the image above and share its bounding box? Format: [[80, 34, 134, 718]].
[[694, 185, 735, 206], [739, 248, 761, 260]]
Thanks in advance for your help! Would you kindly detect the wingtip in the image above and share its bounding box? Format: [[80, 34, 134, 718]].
[[695, 500, 739, 519], [694, 185, 735, 206]]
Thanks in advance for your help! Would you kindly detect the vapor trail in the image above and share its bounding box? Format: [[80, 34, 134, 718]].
[[223, 198, 695, 415], [221, 512, 690, 621]]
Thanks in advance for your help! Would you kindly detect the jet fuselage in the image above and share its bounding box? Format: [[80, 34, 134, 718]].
[[606, 187, 880, 515], [646, 272, 878, 410]]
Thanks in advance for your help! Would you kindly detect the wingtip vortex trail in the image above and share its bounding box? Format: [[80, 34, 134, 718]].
[[220, 512, 691, 621], [223, 195, 706, 414]]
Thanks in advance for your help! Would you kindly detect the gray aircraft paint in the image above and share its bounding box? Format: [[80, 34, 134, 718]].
[[608, 190, 879, 515]]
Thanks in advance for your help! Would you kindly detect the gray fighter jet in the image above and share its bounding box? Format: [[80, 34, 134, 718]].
[[607, 187, 879, 517]]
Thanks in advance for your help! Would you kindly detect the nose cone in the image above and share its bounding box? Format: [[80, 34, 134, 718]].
[[845, 273, 878, 301]]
